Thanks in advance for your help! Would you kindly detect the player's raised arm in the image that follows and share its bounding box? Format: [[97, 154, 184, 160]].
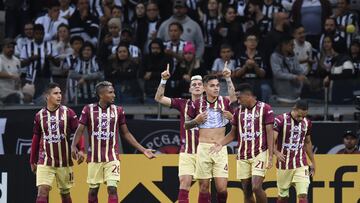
[[304, 134, 316, 176], [223, 61, 237, 103], [154, 64, 172, 107], [119, 124, 156, 159]]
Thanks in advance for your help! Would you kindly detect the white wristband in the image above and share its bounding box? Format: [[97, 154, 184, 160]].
[[160, 79, 167, 85]]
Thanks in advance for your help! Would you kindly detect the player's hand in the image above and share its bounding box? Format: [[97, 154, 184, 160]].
[[222, 61, 231, 78], [310, 164, 316, 177], [77, 150, 85, 164], [266, 156, 273, 169], [222, 110, 233, 120], [71, 145, 79, 160], [195, 111, 207, 124], [161, 64, 171, 80], [209, 142, 223, 154], [143, 149, 157, 159], [30, 164, 37, 174], [275, 151, 285, 162]]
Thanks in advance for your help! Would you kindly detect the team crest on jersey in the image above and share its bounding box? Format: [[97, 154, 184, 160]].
[[138, 130, 180, 154]]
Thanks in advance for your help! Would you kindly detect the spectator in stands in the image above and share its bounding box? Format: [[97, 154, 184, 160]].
[[51, 24, 73, 92], [20, 24, 60, 101], [293, 24, 315, 75], [59, 0, 75, 20], [262, 0, 284, 33], [118, 27, 142, 64], [335, 0, 359, 48], [350, 40, 360, 76], [0, 39, 23, 104], [337, 130, 360, 154], [111, 5, 123, 20], [212, 43, 236, 96], [135, 2, 162, 54], [15, 22, 34, 57], [291, 0, 332, 49], [157, 0, 204, 59], [99, 0, 117, 27], [233, 33, 272, 102], [263, 12, 291, 67], [214, 6, 244, 54], [69, 0, 100, 45], [164, 22, 186, 69], [198, 0, 221, 71], [62, 36, 84, 103], [4, 0, 30, 38], [98, 18, 122, 66], [245, 0, 270, 38], [318, 35, 338, 76], [319, 17, 347, 54], [131, 2, 146, 32], [178, 42, 207, 78], [271, 36, 307, 103], [175, 42, 207, 97], [35, 1, 68, 42], [108, 42, 141, 103], [68, 42, 103, 104], [143, 39, 173, 102]]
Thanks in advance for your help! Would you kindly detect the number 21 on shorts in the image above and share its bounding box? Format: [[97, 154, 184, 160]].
[[255, 161, 264, 169]]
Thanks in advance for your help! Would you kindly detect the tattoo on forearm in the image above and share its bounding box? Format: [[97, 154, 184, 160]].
[[184, 119, 198, 129]]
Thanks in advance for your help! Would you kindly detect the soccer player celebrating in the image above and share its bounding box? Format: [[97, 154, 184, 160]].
[[273, 100, 315, 203], [185, 74, 234, 203], [70, 81, 156, 203], [211, 83, 274, 203], [30, 82, 85, 203]]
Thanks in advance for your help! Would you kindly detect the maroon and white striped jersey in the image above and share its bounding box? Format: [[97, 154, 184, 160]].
[[79, 103, 126, 163], [274, 112, 312, 170], [171, 98, 199, 154], [232, 101, 274, 160], [33, 105, 78, 167]]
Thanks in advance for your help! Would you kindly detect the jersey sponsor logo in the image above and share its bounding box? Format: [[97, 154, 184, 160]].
[[138, 130, 180, 154], [43, 134, 66, 143], [240, 132, 262, 141], [92, 131, 116, 140]]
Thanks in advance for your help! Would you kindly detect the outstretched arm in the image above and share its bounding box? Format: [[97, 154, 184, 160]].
[[120, 124, 156, 159]]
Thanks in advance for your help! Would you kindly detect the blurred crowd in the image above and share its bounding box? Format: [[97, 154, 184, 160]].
[[0, 0, 359, 105]]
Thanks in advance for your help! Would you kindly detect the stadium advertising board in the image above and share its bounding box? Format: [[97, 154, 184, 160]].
[[45, 155, 360, 203]]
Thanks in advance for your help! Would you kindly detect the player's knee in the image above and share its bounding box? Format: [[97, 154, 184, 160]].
[[107, 186, 117, 195], [179, 177, 192, 190], [298, 194, 307, 199], [37, 185, 51, 197], [199, 181, 210, 193], [60, 191, 70, 199], [251, 183, 263, 194]]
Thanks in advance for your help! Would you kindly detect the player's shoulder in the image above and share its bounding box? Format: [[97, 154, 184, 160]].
[[303, 117, 312, 125], [35, 107, 46, 117]]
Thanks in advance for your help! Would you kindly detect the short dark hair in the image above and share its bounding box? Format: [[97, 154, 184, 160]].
[[169, 22, 183, 32], [95, 81, 113, 97], [80, 42, 95, 58], [220, 43, 232, 51], [325, 17, 338, 26], [236, 83, 254, 94], [294, 99, 309, 110], [44, 82, 60, 94], [248, 0, 263, 7], [70, 36, 84, 44], [48, 0, 60, 8], [33, 24, 45, 33], [203, 74, 218, 83]]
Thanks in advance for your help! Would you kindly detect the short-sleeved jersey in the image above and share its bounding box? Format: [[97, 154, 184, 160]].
[[232, 101, 274, 160], [79, 103, 126, 163], [171, 98, 199, 154], [274, 113, 312, 169], [187, 96, 232, 129], [33, 105, 78, 167]]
